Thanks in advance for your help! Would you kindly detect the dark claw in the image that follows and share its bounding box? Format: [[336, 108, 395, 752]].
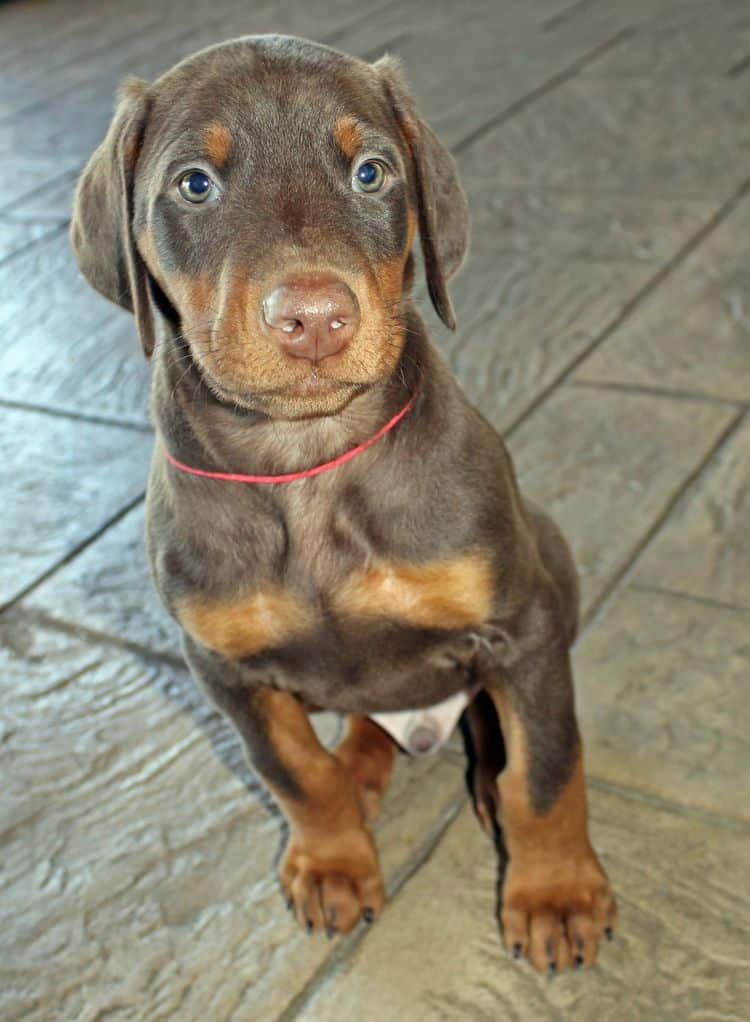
[[326, 925, 337, 940], [512, 943, 522, 959], [306, 919, 314, 935], [547, 962, 556, 977], [362, 907, 375, 924], [574, 955, 584, 970], [285, 897, 294, 912], [605, 926, 614, 941]]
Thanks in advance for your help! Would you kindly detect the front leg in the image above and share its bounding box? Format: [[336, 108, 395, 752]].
[[184, 640, 386, 936], [485, 594, 616, 974]]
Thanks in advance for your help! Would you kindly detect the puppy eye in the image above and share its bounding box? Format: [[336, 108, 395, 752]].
[[353, 160, 386, 193], [178, 170, 215, 204]]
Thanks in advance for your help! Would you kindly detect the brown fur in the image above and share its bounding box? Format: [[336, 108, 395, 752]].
[[71, 34, 614, 969]]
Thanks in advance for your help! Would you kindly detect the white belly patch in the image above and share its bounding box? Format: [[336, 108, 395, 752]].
[[369, 689, 472, 756]]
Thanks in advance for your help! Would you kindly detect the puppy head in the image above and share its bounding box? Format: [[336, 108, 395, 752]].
[[71, 35, 469, 419]]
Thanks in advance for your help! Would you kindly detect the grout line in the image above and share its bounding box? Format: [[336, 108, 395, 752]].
[[570, 378, 748, 410], [498, 173, 750, 441], [586, 775, 750, 834], [629, 582, 750, 616], [540, 0, 595, 33], [0, 220, 68, 271], [728, 52, 750, 77], [274, 791, 466, 1022], [453, 26, 635, 155], [2, 603, 187, 670], [0, 396, 153, 433], [361, 29, 412, 63], [324, 0, 406, 46], [0, 492, 146, 615], [579, 408, 747, 632], [0, 169, 79, 219], [0, 14, 232, 125]]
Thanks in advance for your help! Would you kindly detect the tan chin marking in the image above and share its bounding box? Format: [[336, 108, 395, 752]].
[[333, 552, 494, 630], [178, 588, 316, 659]]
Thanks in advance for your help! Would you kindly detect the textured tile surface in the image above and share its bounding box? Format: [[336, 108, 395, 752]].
[[508, 387, 736, 615], [23, 502, 180, 657], [0, 622, 465, 1022], [633, 416, 750, 609], [301, 793, 750, 1022], [0, 406, 151, 606], [574, 586, 750, 818], [575, 197, 750, 402]]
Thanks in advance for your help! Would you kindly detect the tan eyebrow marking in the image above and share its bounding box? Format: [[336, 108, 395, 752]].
[[333, 115, 364, 159], [202, 121, 232, 167]]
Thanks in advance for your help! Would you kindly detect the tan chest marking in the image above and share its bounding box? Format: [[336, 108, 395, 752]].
[[333, 552, 494, 630], [177, 588, 315, 660]]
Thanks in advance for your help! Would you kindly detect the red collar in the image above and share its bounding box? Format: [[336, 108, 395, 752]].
[[164, 389, 418, 485]]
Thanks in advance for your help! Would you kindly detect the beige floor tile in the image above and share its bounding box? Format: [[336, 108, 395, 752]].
[[575, 197, 750, 403], [508, 386, 736, 615], [445, 257, 648, 433], [0, 622, 464, 1022], [302, 793, 750, 1022], [574, 586, 750, 819], [633, 416, 750, 608], [459, 70, 750, 197]]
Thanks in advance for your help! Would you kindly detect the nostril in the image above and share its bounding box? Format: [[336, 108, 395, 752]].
[[281, 319, 302, 334]]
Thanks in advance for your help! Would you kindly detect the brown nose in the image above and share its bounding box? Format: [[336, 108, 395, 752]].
[[261, 273, 359, 364]]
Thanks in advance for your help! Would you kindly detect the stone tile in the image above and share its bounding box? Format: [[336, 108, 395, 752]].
[[0, 158, 80, 213], [0, 220, 61, 263], [508, 387, 736, 615], [465, 184, 714, 264], [0, 621, 465, 1022], [459, 73, 750, 197], [22, 500, 173, 649], [0, 232, 152, 423], [443, 256, 649, 431], [575, 197, 750, 403], [582, 0, 750, 77], [2, 173, 78, 223], [633, 416, 750, 609], [301, 791, 750, 1021], [574, 587, 750, 819], [22, 502, 179, 658], [0, 407, 151, 607]]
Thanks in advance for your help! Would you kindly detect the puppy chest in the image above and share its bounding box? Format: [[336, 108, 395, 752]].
[[176, 550, 495, 661]]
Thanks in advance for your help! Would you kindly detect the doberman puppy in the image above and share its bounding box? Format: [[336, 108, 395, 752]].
[[71, 34, 616, 973]]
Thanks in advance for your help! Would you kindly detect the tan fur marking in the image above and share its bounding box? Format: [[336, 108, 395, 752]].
[[178, 588, 316, 659], [333, 552, 494, 629], [489, 687, 616, 971], [333, 115, 363, 158], [260, 691, 385, 933], [334, 715, 396, 822], [203, 121, 232, 167]]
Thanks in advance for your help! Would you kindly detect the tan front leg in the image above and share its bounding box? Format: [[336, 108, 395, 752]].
[[488, 685, 616, 973], [255, 691, 386, 936], [333, 715, 397, 823]]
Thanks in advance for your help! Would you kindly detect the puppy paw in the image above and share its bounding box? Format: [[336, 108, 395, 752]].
[[500, 849, 616, 973], [280, 825, 385, 936]]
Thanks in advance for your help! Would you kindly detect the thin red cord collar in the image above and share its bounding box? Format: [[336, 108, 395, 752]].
[[164, 389, 418, 485]]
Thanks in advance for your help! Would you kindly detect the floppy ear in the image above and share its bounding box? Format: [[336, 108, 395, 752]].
[[375, 55, 469, 330], [70, 77, 156, 358]]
